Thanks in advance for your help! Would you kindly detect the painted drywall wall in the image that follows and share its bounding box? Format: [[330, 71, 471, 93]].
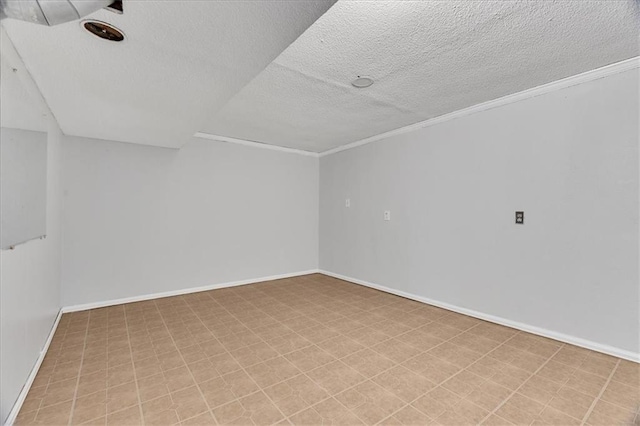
[[0, 121, 64, 423], [319, 68, 639, 356], [61, 136, 319, 307], [0, 128, 47, 249]]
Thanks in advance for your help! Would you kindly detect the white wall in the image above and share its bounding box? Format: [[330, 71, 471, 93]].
[[0, 121, 64, 423], [0, 128, 47, 249], [320, 68, 639, 357], [61, 136, 319, 307]]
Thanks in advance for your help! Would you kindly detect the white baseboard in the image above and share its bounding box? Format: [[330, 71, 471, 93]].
[[319, 270, 640, 363], [6, 268, 635, 425], [5, 309, 63, 426], [6, 270, 320, 425], [61, 270, 320, 313]]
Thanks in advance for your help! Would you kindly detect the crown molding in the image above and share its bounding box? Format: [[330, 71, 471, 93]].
[[319, 56, 640, 158], [193, 132, 319, 157], [195, 57, 638, 159]]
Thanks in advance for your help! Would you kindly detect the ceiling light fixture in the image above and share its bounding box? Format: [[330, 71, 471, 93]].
[[82, 20, 125, 41], [351, 76, 373, 88]]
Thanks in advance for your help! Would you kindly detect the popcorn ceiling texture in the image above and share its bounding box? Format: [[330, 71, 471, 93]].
[[2, 1, 335, 148], [203, 1, 640, 152], [3, 1, 638, 152]]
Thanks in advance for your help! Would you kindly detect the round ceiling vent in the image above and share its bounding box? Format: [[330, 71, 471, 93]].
[[351, 76, 374, 88], [82, 20, 125, 42]]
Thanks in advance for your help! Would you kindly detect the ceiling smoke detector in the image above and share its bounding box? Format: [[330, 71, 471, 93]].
[[351, 76, 374, 88], [83, 20, 125, 41]]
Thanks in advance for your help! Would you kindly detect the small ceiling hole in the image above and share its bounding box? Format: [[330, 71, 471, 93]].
[[83, 21, 125, 42]]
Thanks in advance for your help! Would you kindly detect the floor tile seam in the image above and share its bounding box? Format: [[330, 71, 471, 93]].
[[224, 339, 336, 371], [294, 322, 493, 425], [363, 321, 477, 370], [182, 299, 294, 424], [476, 344, 566, 425], [525, 359, 608, 425], [123, 306, 148, 426], [582, 366, 640, 415], [307, 317, 482, 380], [60, 283, 636, 425], [529, 372, 582, 421], [373, 327, 527, 425], [580, 359, 621, 425], [333, 324, 501, 426], [570, 361, 627, 382], [201, 308, 319, 351], [226, 302, 319, 330], [21, 328, 78, 419], [46, 296, 476, 410], [151, 300, 224, 425], [66, 317, 91, 426]]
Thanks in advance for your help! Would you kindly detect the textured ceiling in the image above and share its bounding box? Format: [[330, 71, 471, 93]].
[[1, 1, 335, 148], [202, 0, 640, 153]]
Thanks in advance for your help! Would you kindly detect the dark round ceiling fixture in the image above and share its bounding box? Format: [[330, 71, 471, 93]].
[[82, 20, 125, 42]]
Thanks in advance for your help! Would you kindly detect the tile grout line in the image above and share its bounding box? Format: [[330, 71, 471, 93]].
[[31, 325, 65, 418], [273, 315, 518, 423], [182, 285, 403, 423], [129, 289, 625, 426], [528, 351, 620, 425], [129, 305, 290, 424], [123, 305, 148, 425], [31, 277, 637, 426], [375, 329, 527, 425], [476, 344, 566, 425], [28, 325, 65, 421], [190, 283, 529, 424], [130, 285, 442, 425], [55, 280, 516, 426], [580, 359, 621, 425], [241, 290, 423, 422], [179, 295, 295, 424], [66, 313, 91, 426], [211, 286, 478, 422], [525, 359, 582, 424], [150, 299, 225, 425], [338, 335, 484, 423]]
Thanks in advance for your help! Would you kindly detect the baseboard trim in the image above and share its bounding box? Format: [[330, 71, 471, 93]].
[[318, 270, 640, 363], [7, 268, 635, 425], [6, 270, 321, 424], [5, 309, 63, 426], [61, 270, 320, 313]]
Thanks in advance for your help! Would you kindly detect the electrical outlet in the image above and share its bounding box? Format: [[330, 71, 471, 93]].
[[384, 211, 391, 221], [515, 211, 524, 224], [346, 198, 351, 208]]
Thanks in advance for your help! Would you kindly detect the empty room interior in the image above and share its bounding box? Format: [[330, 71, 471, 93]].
[[1, 1, 639, 425]]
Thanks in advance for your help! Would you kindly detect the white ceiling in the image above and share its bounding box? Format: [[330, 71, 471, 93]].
[[0, 53, 47, 132], [202, 0, 640, 153], [1, 0, 335, 148]]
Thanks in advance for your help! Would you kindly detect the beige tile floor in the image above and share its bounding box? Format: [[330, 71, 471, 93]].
[[15, 274, 640, 426]]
